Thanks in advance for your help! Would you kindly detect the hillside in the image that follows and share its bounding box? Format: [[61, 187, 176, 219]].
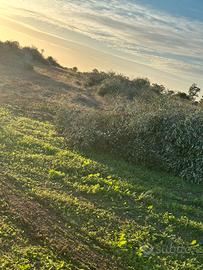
[[0, 107, 202, 270], [0, 41, 202, 113], [0, 41, 203, 269], [0, 41, 106, 115]]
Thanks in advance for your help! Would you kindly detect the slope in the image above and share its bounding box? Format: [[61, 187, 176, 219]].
[[0, 106, 202, 269]]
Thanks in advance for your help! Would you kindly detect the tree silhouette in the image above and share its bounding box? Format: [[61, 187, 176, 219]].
[[188, 83, 201, 100]]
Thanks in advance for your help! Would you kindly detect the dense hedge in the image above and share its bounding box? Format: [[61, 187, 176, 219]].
[[57, 98, 203, 184]]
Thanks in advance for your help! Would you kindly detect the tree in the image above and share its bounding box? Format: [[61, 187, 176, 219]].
[[188, 83, 201, 100]]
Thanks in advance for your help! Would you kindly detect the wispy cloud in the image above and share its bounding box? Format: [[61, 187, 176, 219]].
[[1, 0, 203, 89]]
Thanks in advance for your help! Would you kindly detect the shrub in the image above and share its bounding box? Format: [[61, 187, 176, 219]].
[[85, 70, 153, 99], [47, 56, 61, 67], [97, 77, 128, 97], [22, 46, 47, 64], [175, 92, 190, 100], [132, 78, 151, 90], [56, 99, 203, 184], [151, 83, 166, 95], [72, 66, 78, 72], [85, 70, 110, 86], [3, 41, 20, 50], [97, 76, 151, 98], [155, 108, 203, 183]]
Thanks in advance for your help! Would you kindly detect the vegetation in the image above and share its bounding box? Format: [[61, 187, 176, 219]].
[[0, 41, 62, 68], [0, 106, 202, 269], [84, 69, 202, 104], [84, 70, 161, 99], [188, 84, 201, 100], [56, 97, 203, 184], [0, 41, 202, 269]]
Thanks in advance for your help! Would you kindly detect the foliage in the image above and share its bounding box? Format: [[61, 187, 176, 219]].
[[151, 83, 166, 95], [84, 69, 202, 104], [188, 83, 201, 100], [57, 98, 203, 183], [97, 76, 150, 98], [47, 56, 61, 67], [85, 69, 110, 87], [72, 67, 78, 72], [85, 69, 154, 99], [175, 92, 190, 100], [22, 46, 48, 64], [0, 38, 203, 269], [0, 106, 202, 269], [0, 41, 63, 68]]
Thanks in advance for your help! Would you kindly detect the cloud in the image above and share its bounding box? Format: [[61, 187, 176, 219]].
[[2, 0, 203, 88]]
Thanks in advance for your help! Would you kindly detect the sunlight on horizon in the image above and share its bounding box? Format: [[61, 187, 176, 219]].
[[0, 0, 203, 93]]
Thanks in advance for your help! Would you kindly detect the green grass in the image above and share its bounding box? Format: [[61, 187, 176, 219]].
[[0, 106, 202, 269]]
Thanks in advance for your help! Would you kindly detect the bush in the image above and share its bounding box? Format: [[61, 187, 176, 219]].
[[97, 77, 128, 97], [22, 46, 47, 64], [85, 70, 110, 87], [47, 56, 61, 68], [72, 67, 78, 72], [154, 108, 203, 183], [85, 69, 153, 99], [3, 41, 20, 50], [56, 99, 203, 184]]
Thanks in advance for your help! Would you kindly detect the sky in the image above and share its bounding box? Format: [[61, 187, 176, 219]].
[[0, 0, 203, 93]]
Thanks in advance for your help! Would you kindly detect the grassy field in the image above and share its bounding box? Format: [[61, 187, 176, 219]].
[[0, 106, 202, 270]]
